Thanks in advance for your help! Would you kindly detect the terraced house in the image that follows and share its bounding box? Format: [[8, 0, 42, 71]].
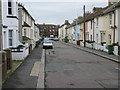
[[58, 20, 70, 41], [1, 0, 40, 60], [60, 1, 120, 56]]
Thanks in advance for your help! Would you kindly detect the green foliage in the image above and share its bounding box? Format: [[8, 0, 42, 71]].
[[85, 40, 95, 43], [64, 37, 69, 43], [101, 42, 106, 46], [112, 42, 119, 46], [17, 45, 25, 49], [35, 39, 42, 48], [108, 45, 114, 54]]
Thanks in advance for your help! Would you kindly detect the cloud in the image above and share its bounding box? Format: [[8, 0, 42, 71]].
[[23, 2, 107, 24]]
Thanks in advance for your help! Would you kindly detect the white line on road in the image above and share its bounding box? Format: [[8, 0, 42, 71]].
[[37, 49, 45, 89], [30, 61, 41, 77]]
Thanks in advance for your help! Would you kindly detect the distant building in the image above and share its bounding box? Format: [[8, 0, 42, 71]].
[[38, 24, 59, 38], [58, 20, 70, 41]]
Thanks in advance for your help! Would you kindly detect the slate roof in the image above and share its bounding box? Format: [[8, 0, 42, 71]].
[[103, 1, 120, 15], [65, 1, 120, 29]]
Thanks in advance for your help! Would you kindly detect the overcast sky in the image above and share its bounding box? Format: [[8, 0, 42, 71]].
[[19, 0, 108, 25]]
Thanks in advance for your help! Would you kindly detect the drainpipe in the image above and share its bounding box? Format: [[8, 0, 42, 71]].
[[113, 11, 116, 43], [93, 20, 95, 49], [93, 20, 95, 42], [0, 0, 3, 51]]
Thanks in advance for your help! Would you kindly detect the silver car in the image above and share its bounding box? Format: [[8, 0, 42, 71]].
[[43, 39, 53, 49]]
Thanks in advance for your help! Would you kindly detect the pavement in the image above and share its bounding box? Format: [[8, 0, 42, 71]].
[[45, 41, 118, 88], [2, 45, 43, 88], [61, 41, 120, 63]]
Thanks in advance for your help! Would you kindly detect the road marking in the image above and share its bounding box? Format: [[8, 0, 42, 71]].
[[30, 61, 41, 77], [37, 49, 45, 89]]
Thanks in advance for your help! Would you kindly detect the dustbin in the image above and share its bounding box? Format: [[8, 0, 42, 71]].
[[108, 45, 114, 54]]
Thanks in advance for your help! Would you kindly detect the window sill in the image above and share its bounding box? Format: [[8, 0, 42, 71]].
[[7, 15, 18, 19]]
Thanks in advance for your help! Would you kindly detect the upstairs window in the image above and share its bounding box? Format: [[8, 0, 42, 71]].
[[109, 14, 112, 25], [96, 18, 99, 26], [109, 34, 112, 45], [24, 29, 26, 36], [91, 21, 93, 29], [8, 0, 12, 15]]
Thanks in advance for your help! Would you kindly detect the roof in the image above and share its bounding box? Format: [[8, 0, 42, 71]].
[[77, 6, 110, 25], [103, 1, 120, 15], [18, 3, 35, 21]]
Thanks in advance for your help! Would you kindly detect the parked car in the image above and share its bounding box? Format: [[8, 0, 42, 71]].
[[54, 37, 59, 41], [43, 39, 53, 49]]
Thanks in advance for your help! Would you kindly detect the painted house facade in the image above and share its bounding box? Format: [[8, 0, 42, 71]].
[[34, 23, 40, 42], [58, 20, 70, 41], [18, 4, 36, 51], [2, 0, 20, 50], [63, 1, 120, 56], [0, 0, 2, 51]]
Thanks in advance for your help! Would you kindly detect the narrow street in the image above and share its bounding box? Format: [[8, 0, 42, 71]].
[[45, 41, 118, 88]]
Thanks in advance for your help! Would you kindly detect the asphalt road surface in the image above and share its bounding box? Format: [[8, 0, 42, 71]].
[[45, 41, 119, 88], [3, 46, 43, 88]]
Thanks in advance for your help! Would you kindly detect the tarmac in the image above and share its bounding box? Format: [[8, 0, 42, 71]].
[[62, 42, 120, 63]]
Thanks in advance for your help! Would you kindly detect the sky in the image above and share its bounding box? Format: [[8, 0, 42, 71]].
[[18, 0, 108, 25]]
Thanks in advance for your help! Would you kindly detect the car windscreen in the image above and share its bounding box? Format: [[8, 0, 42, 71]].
[[44, 40, 52, 43]]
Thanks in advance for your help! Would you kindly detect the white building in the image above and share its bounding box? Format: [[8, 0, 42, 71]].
[[0, 0, 2, 51], [66, 24, 75, 44], [109, 0, 120, 5], [18, 3, 36, 51], [2, 0, 20, 50], [34, 23, 40, 42], [115, 3, 120, 46], [58, 20, 70, 41]]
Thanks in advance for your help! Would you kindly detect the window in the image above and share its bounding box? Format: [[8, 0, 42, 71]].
[[24, 29, 26, 36], [96, 18, 99, 26], [91, 21, 92, 29], [109, 34, 112, 44], [91, 35, 92, 41], [9, 30, 13, 46], [96, 34, 98, 43], [8, 0, 12, 15], [101, 33, 105, 42], [109, 14, 112, 25]]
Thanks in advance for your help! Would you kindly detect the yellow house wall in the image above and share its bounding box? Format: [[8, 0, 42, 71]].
[[103, 13, 115, 45]]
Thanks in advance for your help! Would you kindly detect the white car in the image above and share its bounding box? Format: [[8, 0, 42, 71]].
[[43, 39, 53, 49]]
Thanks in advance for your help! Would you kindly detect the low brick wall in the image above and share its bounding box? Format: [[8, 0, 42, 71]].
[[0, 49, 12, 82], [12, 47, 29, 60], [1, 51, 7, 82], [4, 49, 12, 70]]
